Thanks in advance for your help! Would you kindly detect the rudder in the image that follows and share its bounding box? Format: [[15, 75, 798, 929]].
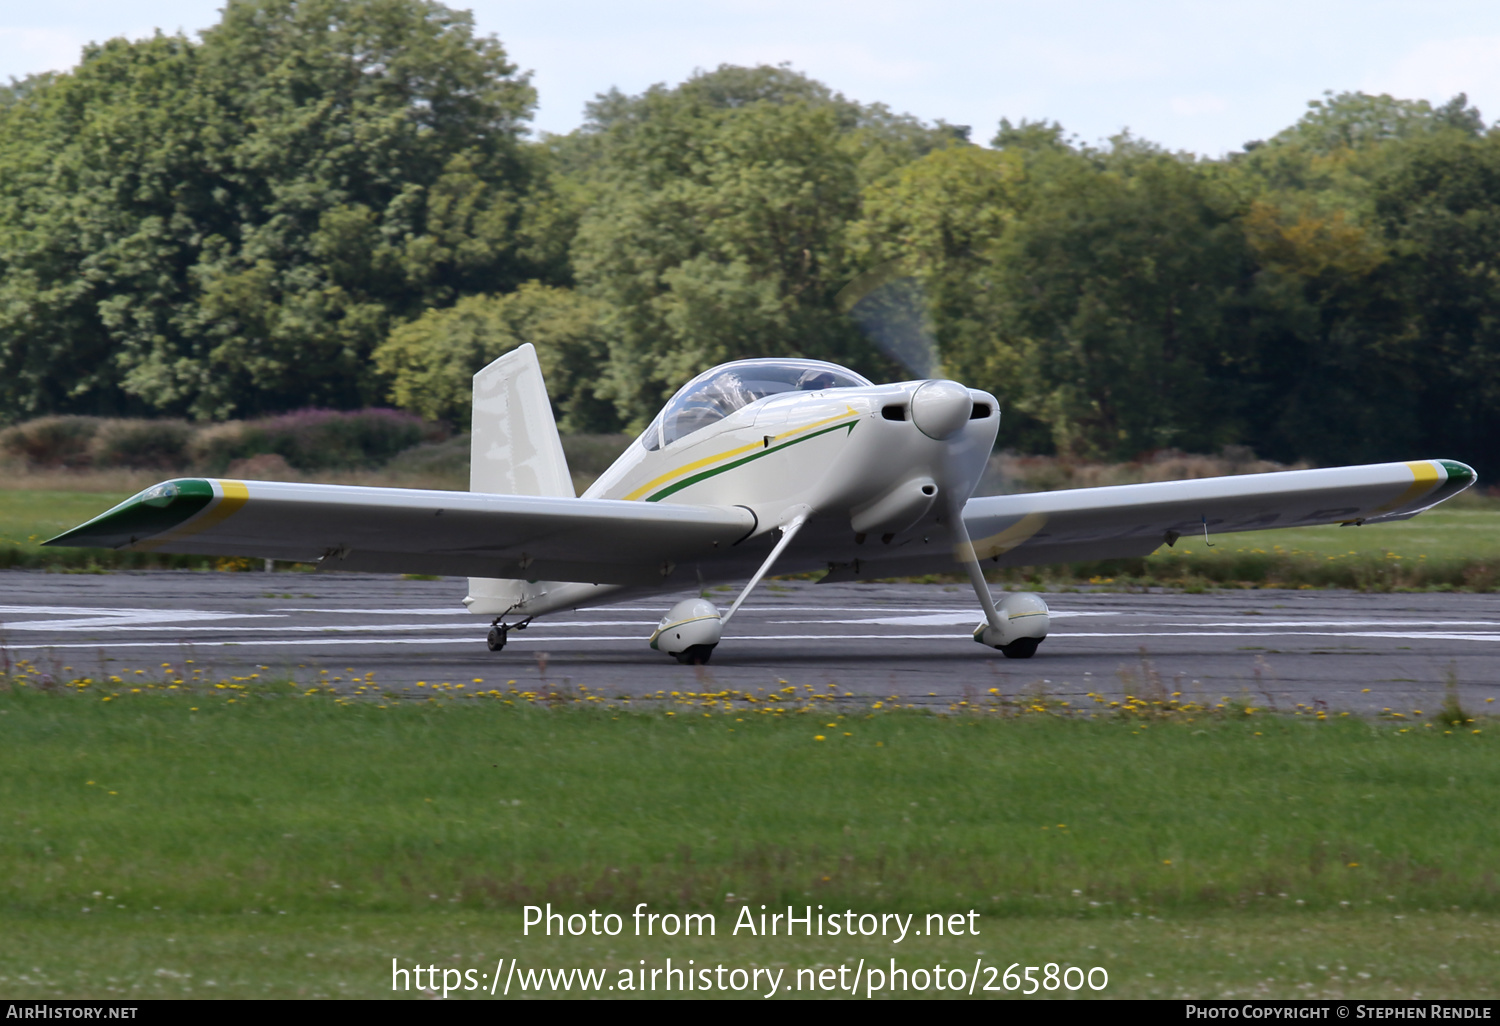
[[466, 343, 573, 616], [469, 343, 574, 497]]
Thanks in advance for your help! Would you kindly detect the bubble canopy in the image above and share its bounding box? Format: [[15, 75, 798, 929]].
[[642, 359, 872, 451]]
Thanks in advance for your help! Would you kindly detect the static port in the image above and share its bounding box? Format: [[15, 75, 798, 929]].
[[969, 403, 992, 419], [882, 404, 907, 421]]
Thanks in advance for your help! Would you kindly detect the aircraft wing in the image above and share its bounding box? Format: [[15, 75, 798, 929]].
[[960, 459, 1476, 567], [44, 478, 757, 587], [817, 458, 1476, 580]]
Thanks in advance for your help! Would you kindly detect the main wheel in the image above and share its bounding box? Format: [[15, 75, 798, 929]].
[[486, 626, 507, 652], [674, 643, 715, 665], [999, 636, 1040, 659]]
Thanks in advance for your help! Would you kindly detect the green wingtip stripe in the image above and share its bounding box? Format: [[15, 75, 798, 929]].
[[1404, 459, 1479, 514], [43, 478, 216, 549], [1438, 460, 1476, 484]]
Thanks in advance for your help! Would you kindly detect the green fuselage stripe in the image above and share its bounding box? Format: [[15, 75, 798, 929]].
[[645, 420, 859, 502]]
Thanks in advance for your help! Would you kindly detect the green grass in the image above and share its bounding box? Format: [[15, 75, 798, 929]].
[[1141, 503, 1500, 587], [0, 488, 223, 570], [1223, 504, 1500, 561], [0, 488, 129, 548], [2, 680, 1498, 997], [5, 909, 1496, 999], [990, 500, 1500, 592]]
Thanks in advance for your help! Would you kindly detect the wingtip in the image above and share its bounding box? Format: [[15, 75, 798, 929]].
[[1438, 460, 1477, 486], [41, 478, 217, 550]]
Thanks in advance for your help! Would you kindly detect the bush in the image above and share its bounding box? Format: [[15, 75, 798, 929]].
[[383, 435, 471, 479], [88, 419, 194, 470], [188, 409, 447, 473], [223, 453, 295, 479], [560, 434, 633, 477], [0, 416, 103, 467]]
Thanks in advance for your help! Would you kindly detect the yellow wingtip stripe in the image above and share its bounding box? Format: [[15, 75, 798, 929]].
[[1373, 461, 1443, 513], [135, 479, 250, 551]]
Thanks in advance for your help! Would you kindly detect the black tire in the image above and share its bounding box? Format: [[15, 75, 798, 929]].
[[674, 644, 715, 665], [999, 636, 1040, 659], [486, 626, 506, 652]]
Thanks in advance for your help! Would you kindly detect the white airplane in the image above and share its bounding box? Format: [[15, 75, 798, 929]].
[[49, 343, 1476, 663]]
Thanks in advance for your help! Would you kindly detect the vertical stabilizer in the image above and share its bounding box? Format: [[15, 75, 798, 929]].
[[466, 343, 576, 617], [470, 343, 574, 498]]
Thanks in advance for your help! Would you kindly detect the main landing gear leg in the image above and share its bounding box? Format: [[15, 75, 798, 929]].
[[719, 511, 809, 630], [951, 515, 1049, 659], [650, 510, 811, 664], [486, 617, 530, 652]]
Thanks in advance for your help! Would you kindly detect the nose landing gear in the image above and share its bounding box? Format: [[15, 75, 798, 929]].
[[952, 513, 1050, 658]]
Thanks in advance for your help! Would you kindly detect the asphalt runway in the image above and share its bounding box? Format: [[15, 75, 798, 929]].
[[1, 570, 1496, 714]]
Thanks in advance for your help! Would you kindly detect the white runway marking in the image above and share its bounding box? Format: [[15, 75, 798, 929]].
[[777, 611, 1120, 626], [0, 632, 955, 651], [271, 607, 474, 615], [0, 605, 225, 616], [5, 595, 1497, 662], [271, 605, 1019, 615], [0, 619, 655, 634], [0, 633, 973, 651], [7, 628, 1500, 652], [0, 610, 284, 630], [1056, 630, 1500, 643], [1164, 620, 1500, 628], [3, 622, 477, 633], [0, 636, 494, 651]]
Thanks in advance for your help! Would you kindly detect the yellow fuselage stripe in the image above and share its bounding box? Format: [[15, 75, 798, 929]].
[[623, 406, 858, 501]]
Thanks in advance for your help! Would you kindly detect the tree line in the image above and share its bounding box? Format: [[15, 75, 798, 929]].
[[2, 0, 1498, 471]]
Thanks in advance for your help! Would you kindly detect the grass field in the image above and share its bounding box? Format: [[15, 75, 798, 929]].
[[1132, 498, 1500, 589], [1174, 503, 1500, 562], [2, 679, 1497, 998], [0, 488, 220, 570], [989, 497, 1500, 592]]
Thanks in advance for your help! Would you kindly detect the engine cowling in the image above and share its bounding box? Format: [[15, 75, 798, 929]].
[[850, 476, 938, 537]]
